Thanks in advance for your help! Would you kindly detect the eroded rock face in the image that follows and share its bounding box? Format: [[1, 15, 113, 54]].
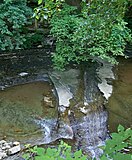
[[49, 69, 80, 107], [49, 65, 108, 159], [49, 69, 81, 140], [97, 61, 115, 100], [0, 51, 112, 159]]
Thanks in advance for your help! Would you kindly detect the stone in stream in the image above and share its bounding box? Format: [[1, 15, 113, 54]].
[[0, 140, 21, 159], [0, 53, 112, 160], [0, 152, 7, 160], [7, 145, 21, 155]]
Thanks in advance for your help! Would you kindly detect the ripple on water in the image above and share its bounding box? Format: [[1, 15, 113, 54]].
[[0, 81, 58, 145]]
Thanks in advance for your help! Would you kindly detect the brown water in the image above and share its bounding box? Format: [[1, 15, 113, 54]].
[[0, 55, 132, 159], [0, 81, 58, 144], [107, 58, 132, 132]]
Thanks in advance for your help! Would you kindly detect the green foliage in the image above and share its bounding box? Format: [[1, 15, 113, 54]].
[[0, 0, 32, 50], [49, 1, 131, 69], [22, 140, 88, 160], [100, 125, 132, 160], [50, 4, 80, 69], [22, 125, 132, 160], [33, 0, 65, 21], [23, 32, 44, 48]]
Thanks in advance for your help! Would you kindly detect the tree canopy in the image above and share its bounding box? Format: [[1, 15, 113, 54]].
[[34, 0, 131, 69], [0, 0, 131, 69]]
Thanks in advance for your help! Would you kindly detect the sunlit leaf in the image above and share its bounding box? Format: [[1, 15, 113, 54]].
[[38, 0, 43, 5]]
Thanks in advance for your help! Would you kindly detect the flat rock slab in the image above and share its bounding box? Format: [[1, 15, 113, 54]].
[[49, 69, 80, 107]]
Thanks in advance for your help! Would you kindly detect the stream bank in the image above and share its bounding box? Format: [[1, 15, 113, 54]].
[[0, 50, 132, 159]]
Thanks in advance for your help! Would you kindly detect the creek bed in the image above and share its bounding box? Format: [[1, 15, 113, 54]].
[[0, 50, 132, 159], [0, 81, 58, 145]]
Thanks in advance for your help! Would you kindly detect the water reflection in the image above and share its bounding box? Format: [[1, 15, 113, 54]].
[[107, 58, 132, 132], [0, 50, 131, 159], [0, 81, 58, 144]]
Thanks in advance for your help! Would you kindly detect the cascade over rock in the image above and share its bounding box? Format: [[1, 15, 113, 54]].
[[0, 51, 112, 159]]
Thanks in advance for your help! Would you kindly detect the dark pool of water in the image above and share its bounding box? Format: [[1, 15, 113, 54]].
[[107, 58, 132, 132]]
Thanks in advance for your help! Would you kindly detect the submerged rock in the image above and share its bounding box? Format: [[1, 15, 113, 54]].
[[0, 81, 59, 146]]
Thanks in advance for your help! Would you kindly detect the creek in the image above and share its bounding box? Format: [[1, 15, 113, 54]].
[[0, 49, 131, 159], [107, 58, 132, 132]]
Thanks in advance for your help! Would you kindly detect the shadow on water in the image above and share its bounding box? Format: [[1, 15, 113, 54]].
[[0, 49, 132, 159], [107, 58, 132, 132], [0, 49, 52, 79]]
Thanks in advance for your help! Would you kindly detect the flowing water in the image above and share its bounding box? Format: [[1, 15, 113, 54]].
[[0, 50, 132, 159]]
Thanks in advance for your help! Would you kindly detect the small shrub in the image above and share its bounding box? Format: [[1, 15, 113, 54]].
[[22, 140, 88, 160], [23, 32, 44, 49], [100, 125, 132, 160], [0, 0, 32, 51], [50, 2, 131, 69]]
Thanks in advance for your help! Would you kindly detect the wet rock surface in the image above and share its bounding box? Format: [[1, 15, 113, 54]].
[[49, 69, 80, 107], [0, 51, 112, 159], [49, 63, 108, 159], [84, 62, 103, 105], [0, 140, 21, 159], [96, 61, 115, 100], [48, 69, 81, 141], [69, 108, 108, 159], [0, 81, 59, 145], [0, 49, 51, 90]]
